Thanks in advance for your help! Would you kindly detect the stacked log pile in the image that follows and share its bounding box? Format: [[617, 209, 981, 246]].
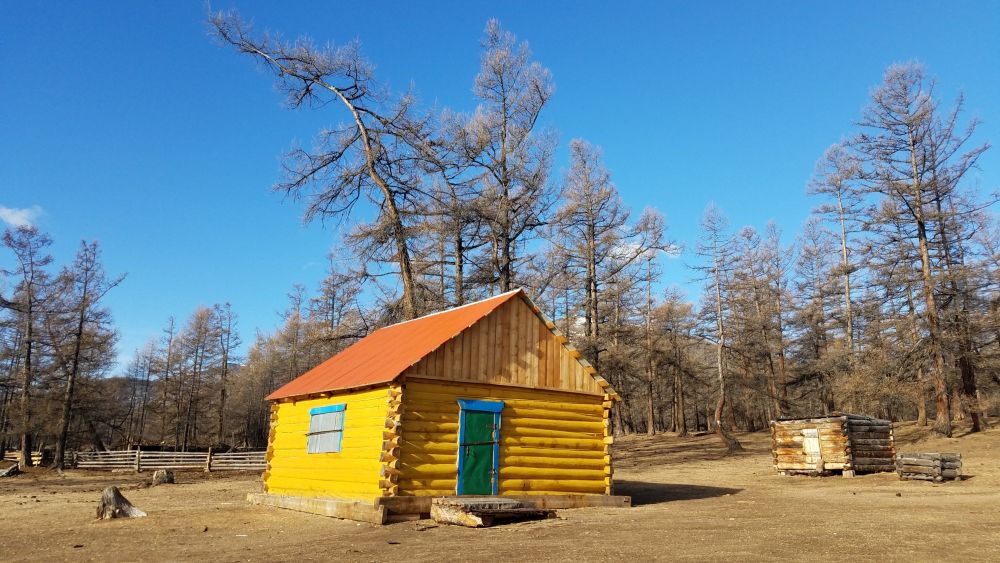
[[843, 414, 895, 473], [896, 453, 962, 482]]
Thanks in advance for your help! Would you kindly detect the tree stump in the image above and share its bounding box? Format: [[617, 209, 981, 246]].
[[151, 470, 174, 486], [96, 486, 147, 519]]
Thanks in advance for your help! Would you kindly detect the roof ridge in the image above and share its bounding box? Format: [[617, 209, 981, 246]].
[[380, 288, 523, 330]]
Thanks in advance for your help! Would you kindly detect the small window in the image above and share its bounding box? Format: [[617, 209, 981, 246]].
[[307, 404, 345, 453]]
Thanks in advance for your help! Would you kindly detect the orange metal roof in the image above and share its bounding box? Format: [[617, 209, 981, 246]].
[[266, 289, 524, 400]]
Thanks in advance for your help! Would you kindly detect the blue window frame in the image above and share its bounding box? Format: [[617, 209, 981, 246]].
[[307, 404, 346, 453], [456, 399, 504, 495]]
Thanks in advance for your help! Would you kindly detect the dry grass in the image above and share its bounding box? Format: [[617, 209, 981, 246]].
[[2, 421, 999, 562]]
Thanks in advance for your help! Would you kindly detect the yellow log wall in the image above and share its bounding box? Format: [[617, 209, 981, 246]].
[[265, 386, 390, 503], [398, 378, 610, 497]]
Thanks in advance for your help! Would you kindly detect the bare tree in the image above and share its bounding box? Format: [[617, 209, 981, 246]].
[[47, 241, 123, 470], [210, 11, 427, 318], [551, 139, 666, 368], [214, 303, 240, 445], [460, 19, 556, 292], [2, 226, 54, 469], [694, 204, 743, 452], [810, 143, 864, 353], [657, 291, 695, 436], [732, 226, 783, 419], [853, 63, 989, 436], [791, 219, 841, 414]]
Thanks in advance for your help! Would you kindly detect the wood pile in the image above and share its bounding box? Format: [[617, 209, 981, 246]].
[[843, 414, 895, 473], [895, 453, 962, 482], [430, 497, 555, 528]]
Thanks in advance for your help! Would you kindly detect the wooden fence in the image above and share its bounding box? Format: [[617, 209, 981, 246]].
[[2, 452, 44, 465], [73, 450, 265, 472]]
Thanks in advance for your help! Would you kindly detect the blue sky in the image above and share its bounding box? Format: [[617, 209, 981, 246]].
[[2, 1, 998, 369]]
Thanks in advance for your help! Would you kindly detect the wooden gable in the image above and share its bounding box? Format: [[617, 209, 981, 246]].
[[401, 293, 606, 396]]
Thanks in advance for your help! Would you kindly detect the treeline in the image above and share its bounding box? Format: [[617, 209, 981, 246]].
[[1, 231, 121, 468], [205, 14, 997, 448], [2, 16, 996, 463], [0, 229, 252, 465]]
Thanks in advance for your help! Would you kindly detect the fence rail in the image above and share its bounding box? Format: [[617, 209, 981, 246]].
[[2, 452, 44, 465], [73, 450, 265, 472]]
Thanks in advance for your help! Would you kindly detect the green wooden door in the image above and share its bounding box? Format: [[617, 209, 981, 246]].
[[459, 410, 498, 495]]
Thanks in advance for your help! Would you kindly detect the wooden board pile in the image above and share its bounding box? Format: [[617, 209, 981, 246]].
[[895, 453, 962, 482], [430, 497, 555, 528], [844, 415, 895, 474]]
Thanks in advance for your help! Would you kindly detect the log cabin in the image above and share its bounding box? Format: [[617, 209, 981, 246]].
[[248, 289, 630, 523], [770, 414, 896, 477]]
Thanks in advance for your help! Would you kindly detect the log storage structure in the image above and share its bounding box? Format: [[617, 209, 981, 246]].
[[896, 453, 962, 482], [248, 289, 629, 524], [771, 414, 895, 476]]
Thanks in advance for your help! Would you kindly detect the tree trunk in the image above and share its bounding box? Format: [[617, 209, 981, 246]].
[[453, 228, 464, 306], [772, 285, 789, 409], [836, 191, 854, 352], [96, 486, 146, 519], [54, 277, 92, 470], [86, 418, 107, 451], [498, 183, 513, 293], [908, 132, 950, 437], [745, 249, 782, 419], [712, 248, 742, 453], [713, 367, 741, 453], [645, 257, 655, 436], [936, 194, 985, 433], [159, 319, 175, 446], [958, 337, 984, 432], [916, 369, 928, 426], [612, 379, 625, 437], [646, 376, 655, 436], [216, 347, 229, 445], [673, 361, 687, 437], [18, 300, 34, 470]]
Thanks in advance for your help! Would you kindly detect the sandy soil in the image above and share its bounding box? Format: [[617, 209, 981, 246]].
[[2, 421, 999, 562]]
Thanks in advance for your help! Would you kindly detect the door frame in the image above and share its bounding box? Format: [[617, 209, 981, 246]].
[[456, 399, 505, 495], [801, 427, 823, 470]]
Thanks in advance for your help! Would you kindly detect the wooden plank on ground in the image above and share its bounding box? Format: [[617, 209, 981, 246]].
[[247, 493, 386, 524]]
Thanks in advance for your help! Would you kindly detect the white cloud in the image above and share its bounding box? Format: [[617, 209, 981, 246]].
[[0, 205, 43, 228]]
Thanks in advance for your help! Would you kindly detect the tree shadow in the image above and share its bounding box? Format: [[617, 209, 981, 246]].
[[615, 480, 742, 506], [611, 431, 772, 471]]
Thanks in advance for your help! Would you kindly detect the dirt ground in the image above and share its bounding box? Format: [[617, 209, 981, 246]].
[[2, 421, 999, 562]]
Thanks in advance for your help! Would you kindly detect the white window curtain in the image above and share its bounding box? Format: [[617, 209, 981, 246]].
[[307, 409, 345, 453]]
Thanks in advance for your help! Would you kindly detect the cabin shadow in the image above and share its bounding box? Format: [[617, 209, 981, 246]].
[[615, 480, 742, 506]]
